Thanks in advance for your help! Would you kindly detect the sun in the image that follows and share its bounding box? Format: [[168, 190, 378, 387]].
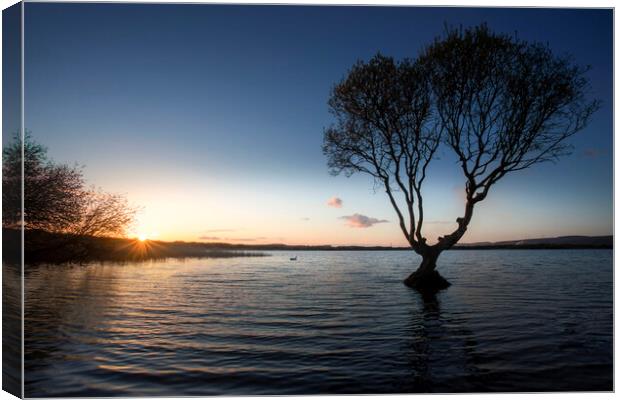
[[132, 229, 158, 242]]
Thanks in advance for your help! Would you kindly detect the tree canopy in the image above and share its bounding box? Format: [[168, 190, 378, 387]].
[[323, 25, 599, 289], [324, 54, 440, 249], [2, 133, 136, 238]]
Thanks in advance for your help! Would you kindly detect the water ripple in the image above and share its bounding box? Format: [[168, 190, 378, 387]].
[[18, 249, 612, 396]]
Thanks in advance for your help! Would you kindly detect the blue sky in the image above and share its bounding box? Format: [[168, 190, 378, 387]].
[[19, 4, 612, 245]]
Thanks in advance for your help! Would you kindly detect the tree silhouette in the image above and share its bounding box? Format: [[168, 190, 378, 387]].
[[2, 133, 136, 238], [3, 133, 83, 232], [71, 190, 135, 237], [323, 25, 599, 292]]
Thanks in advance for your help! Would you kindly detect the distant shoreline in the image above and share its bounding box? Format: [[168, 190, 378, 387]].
[[180, 234, 613, 251], [3, 229, 611, 266], [4, 229, 269, 265], [196, 244, 613, 251]]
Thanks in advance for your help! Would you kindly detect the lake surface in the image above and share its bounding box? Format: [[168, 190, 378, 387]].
[[21, 250, 612, 396]]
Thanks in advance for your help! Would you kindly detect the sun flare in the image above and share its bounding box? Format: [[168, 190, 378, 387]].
[[137, 234, 148, 242]]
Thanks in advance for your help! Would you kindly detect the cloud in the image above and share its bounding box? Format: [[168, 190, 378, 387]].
[[198, 236, 267, 242], [425, 220, 453, 225], [199, 236, 221, 240], [233, 237, 267, 242], [301, 217, 310, 221], [327, 197, 343, 208], [583, 148, 603, 158], [452, 185, 467, 202], [340, 213, 388, 228]]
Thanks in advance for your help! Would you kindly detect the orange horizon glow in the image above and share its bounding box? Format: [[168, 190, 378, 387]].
[[119, 174, 610, 248]]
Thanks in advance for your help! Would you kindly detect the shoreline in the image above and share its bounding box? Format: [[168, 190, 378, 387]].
[[3, 229, 612, 266]]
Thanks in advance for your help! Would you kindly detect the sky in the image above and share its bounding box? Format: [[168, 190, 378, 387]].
[[17, 4, 613, 246]]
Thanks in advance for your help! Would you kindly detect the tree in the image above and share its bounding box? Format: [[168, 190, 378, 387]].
[[2, 133, 136, 238], [3, 132, 83, 231], [71, 190, 135, 237], [323, 25, 599, 292]]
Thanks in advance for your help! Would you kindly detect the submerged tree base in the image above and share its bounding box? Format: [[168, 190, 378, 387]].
[[404, 269, 451, 293]]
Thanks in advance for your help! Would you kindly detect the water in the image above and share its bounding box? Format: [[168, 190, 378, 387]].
[[21, 250, 612, 396]]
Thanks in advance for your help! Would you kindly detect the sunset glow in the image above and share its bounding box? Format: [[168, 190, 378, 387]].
[[21, 5, 612, 246]]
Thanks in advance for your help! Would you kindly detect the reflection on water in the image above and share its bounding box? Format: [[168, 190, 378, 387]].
[[3, 262, 22, 396], [25, 250, 612, 396]]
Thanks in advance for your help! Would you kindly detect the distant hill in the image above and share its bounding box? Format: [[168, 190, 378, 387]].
[[206, 235, 613, 250], [189, 235, 613, 250], [455, 235, 612, 249]]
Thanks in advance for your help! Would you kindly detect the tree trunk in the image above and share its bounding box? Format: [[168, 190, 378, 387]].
[[403, 250, 450, 292]]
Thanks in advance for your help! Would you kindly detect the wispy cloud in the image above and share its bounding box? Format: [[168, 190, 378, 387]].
[[327, 196, 343, 208], [340, 213, 388, 228], [233, 237, 267, 242], [583, 148, 603, 158], [199, 236, 267, 242], [425, 220, 453, 225], [452, 185, 466, 202], [301, 217, 310, 221]]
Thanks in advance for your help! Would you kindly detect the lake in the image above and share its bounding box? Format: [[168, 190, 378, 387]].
[[20, 250, 612, 396]]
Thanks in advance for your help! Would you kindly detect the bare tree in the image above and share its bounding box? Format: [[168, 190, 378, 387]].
[[323, 26, 599, 292], [2, 133, 136, 239], [70, 189, 136, 237], [3, 132, 83, 231]]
